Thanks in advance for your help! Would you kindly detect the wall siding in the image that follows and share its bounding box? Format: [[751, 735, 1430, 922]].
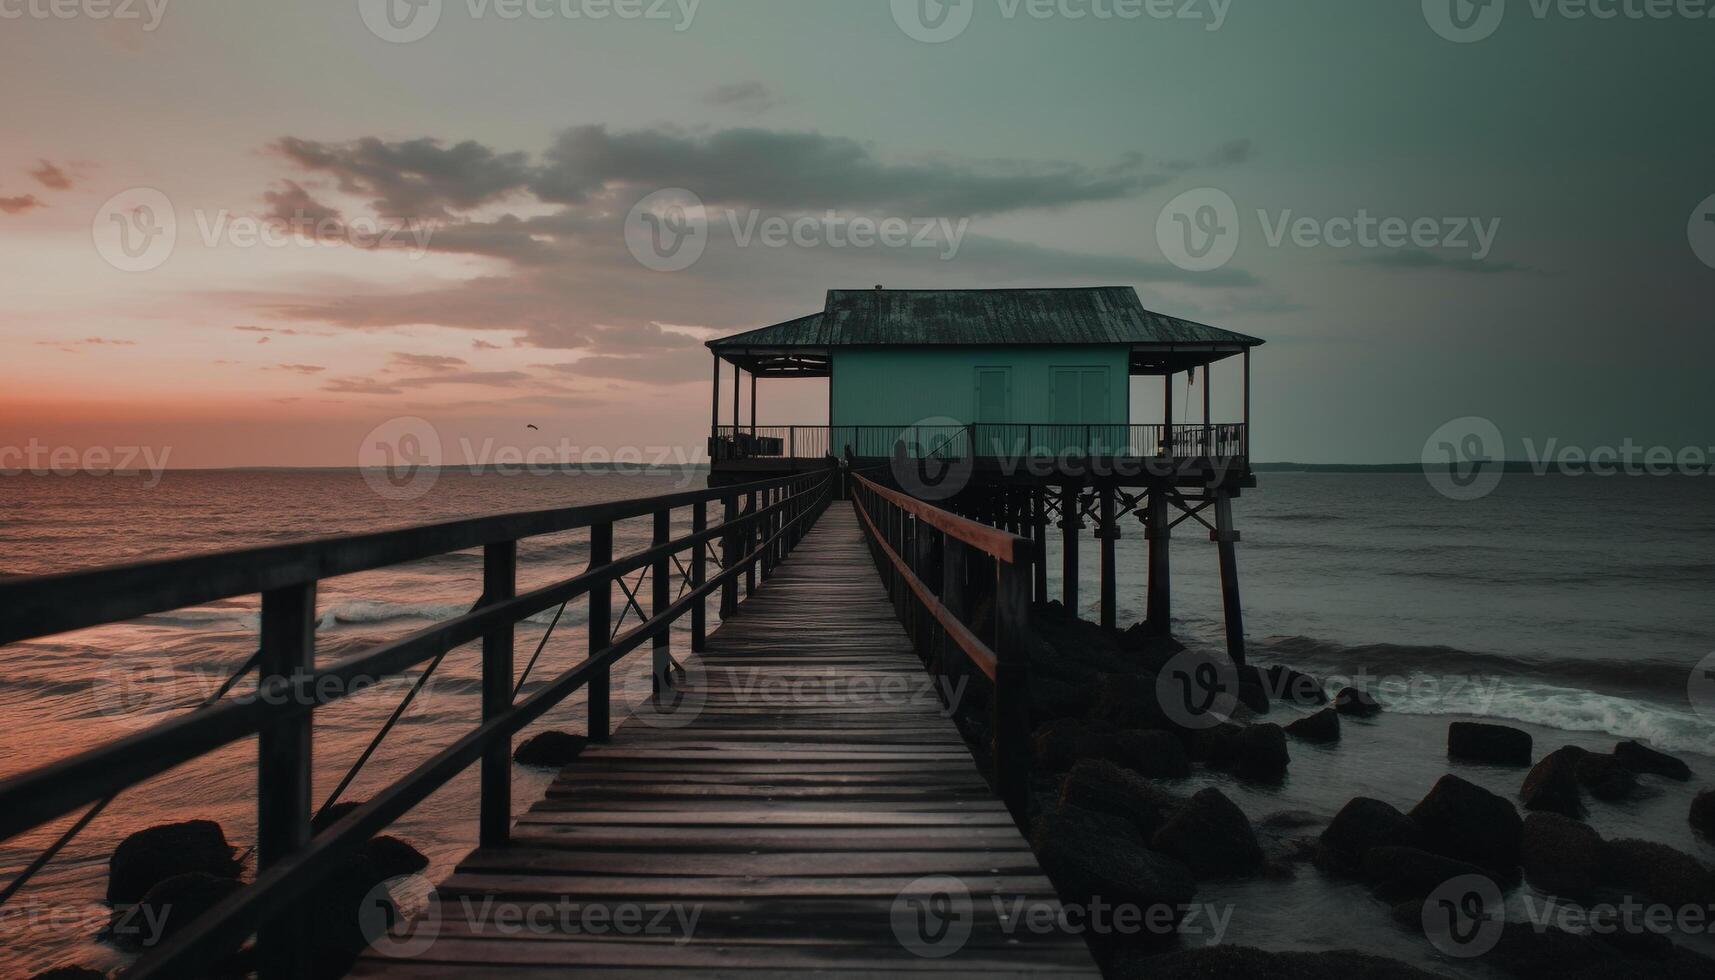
[[829, 346, 1128, 428]]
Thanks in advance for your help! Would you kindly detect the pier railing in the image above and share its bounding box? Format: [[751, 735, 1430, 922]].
[[847, 471, 1036, 819], [713, 422, 1248, 462], [0, 469, 832, 979]]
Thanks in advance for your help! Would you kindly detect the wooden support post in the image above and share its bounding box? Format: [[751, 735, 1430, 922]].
[[1213, 491, 1247, 666], [941, 537, 967, 687], [710, 354, 721, 451], [691, 502, 707, 652], [1146, 490, 1171, 637], [1163, 372, 1174, 458], [480, 540, 516, 846], [744, 492, 757, 597], [732, 366, 741, 452], [588, 522, 612, 740], [1031, 490, 1048, 604], [749, 372, 757, 437], [256, 582, 314, 980], [993, 561, 1032, 821], [1097, 485, 1118, 631], [1058, 484, 1081, 613], [1242, 348, 1252, 458], [720, 496, 738, 617], [652, 510, 670, 699]]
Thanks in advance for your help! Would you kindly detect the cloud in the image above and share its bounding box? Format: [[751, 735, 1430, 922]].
[[704, 81, 779, 116], [0, 194, 45, 214], [1345, 249, 1534, 275], [30, 160, 72, 190], [472, 338, 504, 350], [321, 376, 401, 395], [34, 337, 137, 349], [275, 363, 326, 374], [546, 349, 710, 385], [273, 136, 533, 217], [262, 179, 344, 226], [390, 352, 467, 371]]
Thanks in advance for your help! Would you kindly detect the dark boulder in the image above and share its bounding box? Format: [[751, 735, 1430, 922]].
[[1284, 708, 1340, 743], [1263, 665, 1328, 705], [1599, 838, 1715, 908], [1107, 728, 1191, 778], [302, 852, 408, 980], [28, 970, 109, 980], [1360, 845, 1489, 902], [1027, 671, 1088, 722], [513, 730, 590, 766], [1691, 789, 1715, 838], [1320, 797, 1422, 863], [1447, 721, 1533, 766], [1576, 752, 1640, 802], [1520, 811, 1604, 896], [1408, 774, 1523, 874], [112, 872, 243, 949], [1031, 805, 1196, 951], [1030, 717, 1112, 772], [1202, 723, 1290, 782], [1488, 922, 1627, 980], [1150, 787, 1264, 878], [366, 835, 430, 879], [107, 820, 243, 906], [1089, 673, 1174, 731], [1613, 740, 1692, 781], [1106, 946, 1440, 980], [1057, 759, 1184, 839], [1234, 665, 1271, 715], [1333, 687, 1381, 717], [1520, 746, 1587, 818]]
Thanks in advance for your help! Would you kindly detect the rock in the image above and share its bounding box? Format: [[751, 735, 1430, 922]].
[[1333, 687, 1381, 717], [1600, 838, 1715, 908], [1202, 723, 1290, 782], [1613, 740, 1692, 781], [1028, 671, 1088, 722], [1284, 708, 1340, 743], [1360, 845, 1490, 902], [1520, 746, 1587, 818], [112, 871, 243, 949], [1150, 787, 1264, 878], [1057, 759, 1184, 839], [1321, 798, 1422, 862], [1520, 812, 1604, 896], [366, 835, 430, 879], [1263, 665, 1328, 705], [1106, 946, 1440, 980], [513, 730, 590, 766], [1447, 721, 1533, 766], [1030, 717, 1112, 772], [107, 820, 243, 906], [1106, 729, 1191, 778], [28, 969, 109, 980], [1031, 805, 1196, 950], [1235, 666, 1272, 715], [302, 852, 404, 979], [1488, 922, 1628, 980], [1692, 789, 1715, 837], [1089, 673, 1173, 731], [1408, 774, 1523, 874], [1576, 752, 1640, 802]]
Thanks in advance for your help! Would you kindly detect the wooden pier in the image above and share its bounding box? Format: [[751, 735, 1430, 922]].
[[352, 507, 1096, 977]]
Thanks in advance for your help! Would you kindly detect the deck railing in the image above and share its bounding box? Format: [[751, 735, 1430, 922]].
[[713, 422, 1248, 461], [0, 469, 832, 979], [847, 472, 1036, 819]]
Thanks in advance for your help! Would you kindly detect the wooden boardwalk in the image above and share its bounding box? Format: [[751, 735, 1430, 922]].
[[352, 506, 1097, 978]]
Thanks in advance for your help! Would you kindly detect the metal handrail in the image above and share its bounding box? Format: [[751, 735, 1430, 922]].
[[0, 468, 834, 979]]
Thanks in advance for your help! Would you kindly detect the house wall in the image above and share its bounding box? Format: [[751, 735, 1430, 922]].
[[828, 345, 1130, 455]]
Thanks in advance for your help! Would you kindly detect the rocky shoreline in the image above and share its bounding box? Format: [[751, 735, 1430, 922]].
[[944, 601, 1715, 979]]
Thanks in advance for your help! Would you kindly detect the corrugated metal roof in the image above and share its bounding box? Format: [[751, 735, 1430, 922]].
[[707, 288, 1262, 350]]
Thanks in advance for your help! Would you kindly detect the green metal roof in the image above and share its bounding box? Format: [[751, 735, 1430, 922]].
[[708, 287, 1263, 351]]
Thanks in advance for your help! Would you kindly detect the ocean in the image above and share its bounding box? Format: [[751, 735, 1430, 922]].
[[2, 468, 1712, 976]]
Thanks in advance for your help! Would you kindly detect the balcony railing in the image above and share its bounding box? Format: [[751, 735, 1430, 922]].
[[711, 423, 1248, 462]]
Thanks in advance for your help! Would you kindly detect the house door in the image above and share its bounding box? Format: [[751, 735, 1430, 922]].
[[1051, 366, 1112, 454], [973, 367, 1012, 457]]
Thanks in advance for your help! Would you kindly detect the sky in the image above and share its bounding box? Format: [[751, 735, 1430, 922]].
[[0, 0, 1709, 466]]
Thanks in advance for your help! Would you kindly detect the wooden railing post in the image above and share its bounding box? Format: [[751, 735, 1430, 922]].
[[1098, 486, 1118, 631], [941, 537, 967, 686], [652, 510, 671, 699], [480, 541, 516, 847], [691, 502, 707, 652], [721, 496, 739, 617], [256, 582, 315, 980], [993, 561, 1031, 820], [744, 492, 757, 597], [1059, 484, 1081, 613], [588, 522, 612, 741]]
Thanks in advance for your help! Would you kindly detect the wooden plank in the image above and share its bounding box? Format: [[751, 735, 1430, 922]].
[[355, 508, 1096, 977]]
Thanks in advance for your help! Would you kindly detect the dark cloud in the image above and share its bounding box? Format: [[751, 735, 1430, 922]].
[[1345, 249, 1533, 275], [30, 160, 71, 190], [0, 194, 45, 214], [547, 350, 710, 385], [1165, 138, 1256, 173], [275, 363, 326, 374], [321, 377, 401, 395], [704, 81, 779, 116], [472, 338, 504, 350], [262, 180, 344, 226], [390, 352, 467, 371], [273, 136, 533, 217]]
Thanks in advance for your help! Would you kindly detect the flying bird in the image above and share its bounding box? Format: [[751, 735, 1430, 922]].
[[527, 424, 539, 431]]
